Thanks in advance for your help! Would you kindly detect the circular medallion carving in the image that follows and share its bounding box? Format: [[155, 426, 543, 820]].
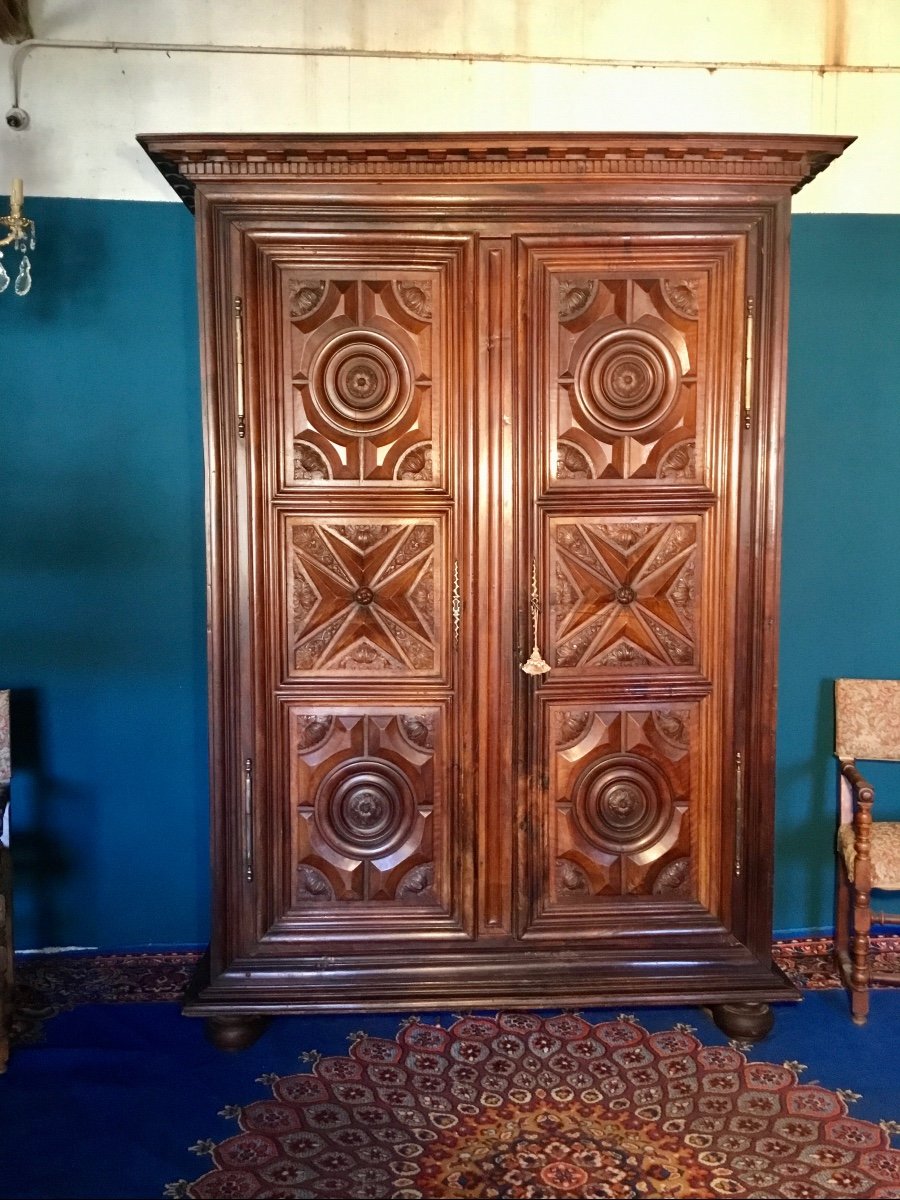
[[348, 787, 388, 828], [338, 357, 383, 405], [309, 331, 413, 435], [615, 585, 636, 605], [315, 758, 416, 859], [354, 586, 375, 606], [602, 781, 646, 824], [574, 329, 680, 434], [571, 753, 673, 855]]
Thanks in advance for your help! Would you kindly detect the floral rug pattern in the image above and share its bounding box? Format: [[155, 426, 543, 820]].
[[165, 1010, 900, 1199]]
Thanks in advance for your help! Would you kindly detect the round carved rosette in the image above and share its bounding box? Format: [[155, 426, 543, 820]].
[[315, 758, 416, 859], [574, 329, 680, 435], [571, 753, 673, 855], [309, 330, 413, 435]]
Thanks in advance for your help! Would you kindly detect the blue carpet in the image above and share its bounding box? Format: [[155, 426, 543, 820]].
[[2, 991, 899, 1199]]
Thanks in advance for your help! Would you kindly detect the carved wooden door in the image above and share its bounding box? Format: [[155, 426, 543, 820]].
[[518, 242, 741, 943], [242, 236, 477, 961]]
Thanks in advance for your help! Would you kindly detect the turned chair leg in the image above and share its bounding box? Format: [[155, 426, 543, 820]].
[[850, 881, 872, 1025], [835, 859, 850, 968]]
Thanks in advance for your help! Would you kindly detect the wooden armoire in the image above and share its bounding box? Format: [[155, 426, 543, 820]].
[[141, 133, 850, 1046]]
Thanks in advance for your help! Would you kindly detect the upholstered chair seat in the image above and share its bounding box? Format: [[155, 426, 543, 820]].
[[837, 821, 900, 889]]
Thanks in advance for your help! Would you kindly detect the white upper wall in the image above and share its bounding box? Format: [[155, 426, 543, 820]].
[[1, 0, 899, 212]]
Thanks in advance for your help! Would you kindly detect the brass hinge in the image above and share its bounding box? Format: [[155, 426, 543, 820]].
[[734, 751, 744, 877], [243, 756, 253, 881], [743, 297, 754, 431], [234, 296, 246, 439]]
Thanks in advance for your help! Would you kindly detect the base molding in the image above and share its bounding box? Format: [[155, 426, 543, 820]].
[[185, 946, 799, 1019]]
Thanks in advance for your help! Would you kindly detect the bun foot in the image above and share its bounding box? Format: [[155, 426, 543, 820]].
[[205, 1014, 269, 1051], [710, 1002, 775, 1042]]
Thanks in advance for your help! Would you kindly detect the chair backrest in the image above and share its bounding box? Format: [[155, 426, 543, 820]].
[[835, 678, 900, 762]]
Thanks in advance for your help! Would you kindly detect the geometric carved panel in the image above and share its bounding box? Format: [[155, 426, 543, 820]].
[[551, 274, 704, 483], [290, 708, 441, 905], [550, 518, 698, 671], [550, 706, 695, 900], [285, 274, 442, 486], [288, 517, 442, 678]]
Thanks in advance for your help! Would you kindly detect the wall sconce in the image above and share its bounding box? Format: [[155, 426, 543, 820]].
[[0, 178, 35, 295]]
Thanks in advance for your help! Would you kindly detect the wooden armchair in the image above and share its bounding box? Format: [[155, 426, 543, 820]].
[[834, 678, 900, 1024]]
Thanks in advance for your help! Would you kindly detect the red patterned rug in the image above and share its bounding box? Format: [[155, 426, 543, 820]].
[[11, 950, 201, 1045], [165, 1010, 900, 1200], [771, 936, 900, 991]]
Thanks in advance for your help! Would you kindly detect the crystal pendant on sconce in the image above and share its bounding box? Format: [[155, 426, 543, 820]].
[[0, 199, 35, 296], [14, 253, 31, 296]]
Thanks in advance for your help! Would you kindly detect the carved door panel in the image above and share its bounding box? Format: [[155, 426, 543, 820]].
[[518, 236, 746, 938], [241, 234, 475, 951]]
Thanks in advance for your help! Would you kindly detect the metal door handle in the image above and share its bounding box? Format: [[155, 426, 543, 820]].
[[521, 560, 551, 675], [452, 560, 461, 648]]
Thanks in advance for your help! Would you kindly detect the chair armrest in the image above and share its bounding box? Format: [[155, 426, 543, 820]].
[[839, 758, 875, 804], [839, 757, 876, 888]]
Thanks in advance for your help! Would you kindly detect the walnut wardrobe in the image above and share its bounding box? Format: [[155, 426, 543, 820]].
[[140, 133, 850, 1047]]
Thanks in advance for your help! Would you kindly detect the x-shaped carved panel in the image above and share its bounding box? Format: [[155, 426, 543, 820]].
[[550, 518, 698, 670], [289, 518, 441, 677]]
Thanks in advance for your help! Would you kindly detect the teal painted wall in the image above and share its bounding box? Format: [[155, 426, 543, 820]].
[[777, 215, 900, 933], [0, 199, 208, 948], [1, 202, 898, 948]]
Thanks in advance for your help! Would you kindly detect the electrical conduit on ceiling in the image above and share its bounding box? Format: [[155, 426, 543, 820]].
[[6, 36, 900, 129]]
